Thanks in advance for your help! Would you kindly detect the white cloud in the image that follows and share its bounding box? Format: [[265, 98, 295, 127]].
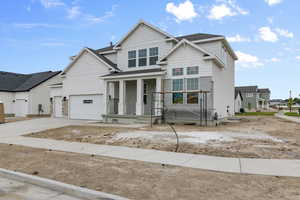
[[227, 34, 251, 42], [275, 28, 294, 38], [267, 17, 273, 24], [267, 57, 280, 62], [85, 5, 117, 23], [208, 0, 248, 20], [296, 56, 300, 60], [40, 0, 65, 8], [166, 0, 198, 22], [265, 0, 283, 6], [67, 6, 81, 19], [236, 51, 264, 68], [259, 27, 278, 42]]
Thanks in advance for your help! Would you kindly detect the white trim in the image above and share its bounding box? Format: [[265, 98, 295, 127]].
[[160, 39, 214, 62], [192, 37, 238, 60], [48, 84, 63, 88], [102, 71, 165, 80], [61, 48, 117, 75], [99, 50, 117, 54], [113, 20, 178, 49]]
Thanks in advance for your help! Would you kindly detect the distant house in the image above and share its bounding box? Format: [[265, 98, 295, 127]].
[[0, 71, 61, 117], [234, 90, 243, 113], [235, 86, 271, 111]]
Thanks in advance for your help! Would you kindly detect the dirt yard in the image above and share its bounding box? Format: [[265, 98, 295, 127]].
[[0, 144, 299, 200], [26, 116, 300, 159]]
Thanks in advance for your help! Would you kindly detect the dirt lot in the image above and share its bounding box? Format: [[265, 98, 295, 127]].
[[0, 144, 299, 200], [26, 116, 300, 159]]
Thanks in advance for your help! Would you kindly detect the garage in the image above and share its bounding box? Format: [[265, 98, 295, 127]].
[[54, 96, 63, 118], [69, 94, 104, 120], [14, 99, 28, 117]]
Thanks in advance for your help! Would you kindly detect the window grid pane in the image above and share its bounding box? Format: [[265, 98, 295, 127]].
[[187, 66, 199, 75], [172, 68, 183, 76], [150, 47, 158, 56], [149, 57, 158, 65], [149, 47, 158, 65], [172, 93, 183, 104], [139, 49, 147, 58], [187, 93, 199, 104], [128, 50, 136, 59], [172, 79, 183, 91], [187, 78, 199, 90]]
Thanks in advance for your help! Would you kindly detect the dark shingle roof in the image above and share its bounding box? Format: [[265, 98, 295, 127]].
[[87, 48, 119, 71], [176, 33, 224, 41], [258, 88, 270, 93], [235, 90, 243, 100], [235, 86, 258, 93], [95, 45, 114, 53], [102, 68, 164, 77], [0, 71, 61, 92]]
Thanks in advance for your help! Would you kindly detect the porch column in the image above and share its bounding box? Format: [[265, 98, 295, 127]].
[[118, 80, 125, 115], [155, 77, 162, 116], [103, 80, 109, 115], [136, 78, 143, 115]]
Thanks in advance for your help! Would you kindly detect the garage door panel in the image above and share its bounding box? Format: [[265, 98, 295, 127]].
[[54, 96, 63, 118], [15, 99, 28, 117], [70, 95, 103, 120]]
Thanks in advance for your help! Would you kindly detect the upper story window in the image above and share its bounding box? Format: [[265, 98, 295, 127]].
[[246, 93, 253, 98], [128, 50, 136, 68], [172, 68, 183, 76], [149, 47, 158, 65], [187, 66, 199, 75], [138, 49, 147, 67]]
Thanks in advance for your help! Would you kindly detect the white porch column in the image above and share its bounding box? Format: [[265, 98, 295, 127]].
[[118, 80, 125, 115], [103, 80, 109, 115], [155, 77, 162, 116], [136, 78, 144, 116]]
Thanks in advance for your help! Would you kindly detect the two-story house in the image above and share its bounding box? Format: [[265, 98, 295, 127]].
[[50, 20, 237, 123], [235, 86, 271, 111]]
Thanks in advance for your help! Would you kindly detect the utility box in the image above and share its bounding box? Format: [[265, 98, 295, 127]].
[[0, 102, 5, 124]]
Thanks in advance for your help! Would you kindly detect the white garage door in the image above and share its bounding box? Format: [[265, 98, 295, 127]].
[[15, 99, 28, 117], [54, 96, 63, 118], [69, 95, 104, 120]]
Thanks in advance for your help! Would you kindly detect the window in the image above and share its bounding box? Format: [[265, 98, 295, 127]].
[[149, 47, 158, 65], [187, 93, 198, 104], [246, 93, 253, 98], [83, 100, 93, 104], [172, 68, 183, 76], [187, 66, 199, 75], [143, 83, 147, 104], [138, 49, 147, 67], [172, 79, 183, 91], [186, 78, 199, 90], [128, 50, 136, 68], [173, 93, 183, 104]]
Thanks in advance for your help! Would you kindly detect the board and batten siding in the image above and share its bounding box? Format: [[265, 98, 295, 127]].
[[117, 24, 173, 71], [62, 51, 111, 97]]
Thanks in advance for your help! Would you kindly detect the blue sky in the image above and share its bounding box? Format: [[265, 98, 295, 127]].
[[0, 0, 299, 99]]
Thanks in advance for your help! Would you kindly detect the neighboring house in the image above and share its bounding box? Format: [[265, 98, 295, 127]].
[[0, 71, 61, 117], [235, 86, 271, 111], [50, 20, 237, 122], [234, 90, 243, 113]]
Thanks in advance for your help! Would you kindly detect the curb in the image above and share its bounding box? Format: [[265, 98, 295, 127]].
[[0, 168, 129, 200]]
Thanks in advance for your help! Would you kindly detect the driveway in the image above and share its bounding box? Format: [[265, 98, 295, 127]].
[[0, 176, 83, 200], [0, 118, 88, 138]]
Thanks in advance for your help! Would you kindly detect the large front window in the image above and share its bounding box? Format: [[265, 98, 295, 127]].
[[128, 50, 136, 68], [173, 93, 183, 104], [187, 93, 198, 104], [186, 78, 199, 90], [149, 47, 158, 65], [138, 49, 147, 67], [172, 79, 183, 91]]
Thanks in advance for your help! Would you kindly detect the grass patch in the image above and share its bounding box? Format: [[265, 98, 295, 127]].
[[236, 112, 276, 116], [284, 112, 300, 117]]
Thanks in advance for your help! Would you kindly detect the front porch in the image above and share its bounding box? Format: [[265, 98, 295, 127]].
[[102, 70, 165, 122]]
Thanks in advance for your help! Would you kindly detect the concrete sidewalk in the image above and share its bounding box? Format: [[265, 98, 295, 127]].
[[275, 113, 300, 124], [2, 136, 300, 178]]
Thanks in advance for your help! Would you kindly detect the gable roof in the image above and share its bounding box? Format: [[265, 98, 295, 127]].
[[160, 39, 225, 67], [62, 48, 119, 75], [258, 88, 271, 93], [235, 89, 243, 101], [176, 33, 224, 42], [114, 20, 177, 48], [102, 68, 164, 78], [0, 71, 61, 92]]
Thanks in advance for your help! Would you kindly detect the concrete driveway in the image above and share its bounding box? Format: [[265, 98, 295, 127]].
[[0, 118, 88, 138], [0, 176, 83, 200]]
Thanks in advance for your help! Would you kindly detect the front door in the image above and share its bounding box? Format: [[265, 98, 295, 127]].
[[143, 79, 156, 115]]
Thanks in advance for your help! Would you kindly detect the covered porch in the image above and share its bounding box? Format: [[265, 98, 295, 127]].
[[102, 69, 165, 122]]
